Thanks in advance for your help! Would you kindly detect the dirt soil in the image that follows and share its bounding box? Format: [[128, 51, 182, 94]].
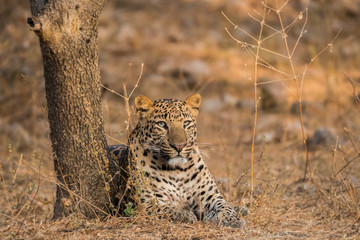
[[1, 0, 360, 239]]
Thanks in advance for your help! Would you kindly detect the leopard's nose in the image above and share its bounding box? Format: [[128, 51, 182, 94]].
[[170, 143, 186, 153]]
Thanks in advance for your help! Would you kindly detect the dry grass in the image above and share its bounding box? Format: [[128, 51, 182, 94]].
[[1, 0, 360, 239]]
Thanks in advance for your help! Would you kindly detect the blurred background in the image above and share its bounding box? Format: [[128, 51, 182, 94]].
[[1, 0, 360, 236]]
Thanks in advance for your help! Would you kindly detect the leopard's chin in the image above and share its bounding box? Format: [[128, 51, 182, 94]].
[[168, 156, 188, 165]]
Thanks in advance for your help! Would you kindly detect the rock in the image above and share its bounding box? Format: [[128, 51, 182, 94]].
[[259, 82, 287, 112], [201, 94, 241, 112], [290, 101, 324, 116], [249, 116, 305, 144], [295, 184, 307, 194], [222, 93, 238, 106], [115, 23, 140, 50], [182, 60, 210, 79], [278, 120, 304, 142], [236, 99, 254, 109], [307, 127, 337, 151], [158, 60, 210, 90], [201, 97, 223, 112], [348, 175, 360, 188], [0, 121, 31, 150], [290, 101, 307, 115]]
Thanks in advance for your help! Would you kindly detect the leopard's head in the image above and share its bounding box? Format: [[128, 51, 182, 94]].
[[134, 94, 201, 165]]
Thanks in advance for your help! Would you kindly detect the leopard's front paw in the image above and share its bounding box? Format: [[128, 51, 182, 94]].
[[172, 209, 198, 223], [220, 216, 245, 228], [218, 211, 246, 228]]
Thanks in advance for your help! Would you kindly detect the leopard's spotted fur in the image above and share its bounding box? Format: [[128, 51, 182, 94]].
[[110, 94, 245, 228]]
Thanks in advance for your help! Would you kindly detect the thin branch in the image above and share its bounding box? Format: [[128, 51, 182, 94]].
[[250, 2, 266, 196], [256, 76, 296, 86], [0, 161, 13, 217], [333, 153, 360, 179], [249, 9, 301, 43], [12, 154, 23, 184], [309, 28, 342, 64], [344, 73, 360, 114], [291, 8, 308, 57], [233, 152, 263, 187], [225, 27, 289, 59], [222, 11, 258, 43], [13, 157, 42, 238], [256, 58, 291, 77], [128, 63, 144, 99], [101, 84, 126, 99], [106, 134, 126, 144]]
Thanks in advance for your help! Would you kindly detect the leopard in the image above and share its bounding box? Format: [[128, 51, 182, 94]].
[[109, 94, 245, 228]]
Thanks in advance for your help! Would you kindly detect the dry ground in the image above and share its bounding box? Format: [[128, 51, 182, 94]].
[[1, 0, 360, 239]]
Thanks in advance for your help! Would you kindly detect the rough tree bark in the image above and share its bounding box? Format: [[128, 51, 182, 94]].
[[28, 0, 115, 219]]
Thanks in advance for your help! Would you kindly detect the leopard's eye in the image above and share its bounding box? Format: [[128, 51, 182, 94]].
[[156, 121, 167, 129], [183, 120, 191, 128]]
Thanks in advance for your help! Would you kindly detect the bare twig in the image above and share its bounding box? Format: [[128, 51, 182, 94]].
[[333, 153, 360, 179], [13, 155, 42, 238], [247, 2, 266, 196], [344, 73, 360, 114], [224, 27, 289, 59], [102, 63, 144, 136], [101, 84, 126, 99], [309, 29, 342, 64], [233, 152, 263, 187], [224, 0, 350, 221], [0, 160, 13, 217], [23, 157, 112, 218], [128, 63, 144, 99], [344, 128, 360, 153], [12, 154, 23, 184], [222, 11, 258, 43]]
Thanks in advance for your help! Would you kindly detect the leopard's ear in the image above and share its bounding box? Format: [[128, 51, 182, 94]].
[[185, 93, 201, 118], [135, 96, 154, 119]]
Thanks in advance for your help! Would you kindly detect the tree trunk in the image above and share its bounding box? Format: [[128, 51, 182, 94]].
[[28, 0, 114, 219]]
